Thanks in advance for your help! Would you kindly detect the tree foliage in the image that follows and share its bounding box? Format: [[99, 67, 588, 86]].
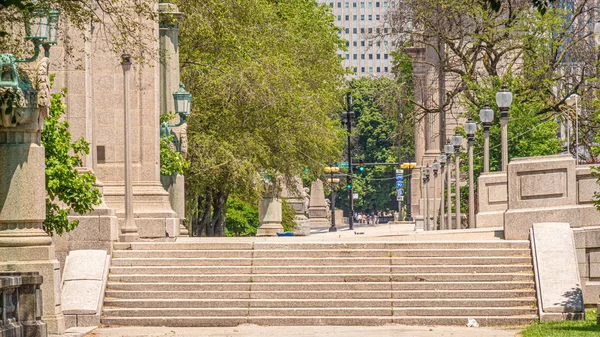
[[41, 89, 102, 235], [178, 0, 345, 236]]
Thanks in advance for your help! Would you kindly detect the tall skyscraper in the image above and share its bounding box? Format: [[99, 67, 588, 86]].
[[318, 0, 398, 77]]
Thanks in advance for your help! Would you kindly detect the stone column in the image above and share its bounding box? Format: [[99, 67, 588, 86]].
[[281, 178, 310, 236], [308, 180, 330, 228], [257, 183, 283, 236], [159, 2, 187, 236], [0, 57, 65, 334]]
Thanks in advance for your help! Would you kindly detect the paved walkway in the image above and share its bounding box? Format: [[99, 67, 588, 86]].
[[85, 325, 520, 337]]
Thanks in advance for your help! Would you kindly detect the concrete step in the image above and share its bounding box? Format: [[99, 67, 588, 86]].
[[252, 241, 530, 250], [391, 257, 532, 265], [105, 289, 536, 300], [103, 308, 395, 317], [114, 242, 253, 251], [112, 250, 254, 259], [101, 315, 537, 327], [392, 307, 537, 316], [106, 281, 534, 292], [107, 273, 533, 283], [110, 265, 532, 274], [104, 298, 535, 309], [111, 258, 254, 266]]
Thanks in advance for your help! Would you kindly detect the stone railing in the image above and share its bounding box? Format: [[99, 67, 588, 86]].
[[0, 272, 47, 337]]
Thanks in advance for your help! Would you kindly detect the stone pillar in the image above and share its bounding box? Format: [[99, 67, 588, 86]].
[[159, 3, 187, 236], [308, 180, 330, 228], [257, 191, 283, 236], [0, 57, 65, 334], [281, 178, 310, 236]]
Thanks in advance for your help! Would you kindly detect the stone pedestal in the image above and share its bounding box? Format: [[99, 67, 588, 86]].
[[257, 197, 283, 236], [281, 178, 310, 236], [0, 149, 65, 334], [308, 180, 329, 228], [0, 61, 65, 334], [161, 174, 187, 236]]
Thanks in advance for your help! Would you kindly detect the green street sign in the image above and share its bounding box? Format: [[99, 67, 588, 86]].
[[336, 162, 349, 168]]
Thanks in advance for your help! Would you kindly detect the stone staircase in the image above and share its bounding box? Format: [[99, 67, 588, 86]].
[[102, 240, 537, 327]]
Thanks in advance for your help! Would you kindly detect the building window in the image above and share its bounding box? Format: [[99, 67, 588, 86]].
[[361, 67, 365, 72], [345, 28, 350, 33], [376, 41, 380, 47], [354, 67, 358, 73], [377, 66, 381, 72], [353, 41, 357, 46], [376, 28, 380, 34], [376, 1, 380, 7], [384, 41, 388, 47], [391, 1, 395, 7], [384, 28, 388, 34], [384, 66, 388, 72], [392, 41, 396, 46], [361, 54, 365, 59], [368, 2, 372, 8], [353, 54, 357, 60], [368, 28, 372, 33], [345, 2, 349, 8], [383, 1, 387, 8], [361, 15, 365, 20], [369, 54, 373, 59], [361, 2, 365, 8], [353, 2, 357, 7], [338, 53, 342, 58], [353, 28, 358, 34], [369, 67, 373, 73], [346, 41, 350, 47], [353, 15, 357, 20], [361, 28, 365, 33], [337, 2, 342, 7], [384, 54, 388, 59], [338, 15, 342, 20], [330, 2, 334, 7], [368, 41, 373, 46], [376, 54, 381, 59], [346, 54, 350, 60], [368, 15, 372, 20], [376, 14, 380, 20], [361, 41, 365, 46], [345, 15, 350, 20]]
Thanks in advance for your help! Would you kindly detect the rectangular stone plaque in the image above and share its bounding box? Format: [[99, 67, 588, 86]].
[[519, 169, 566, 200], [488, 183, 508, 204]]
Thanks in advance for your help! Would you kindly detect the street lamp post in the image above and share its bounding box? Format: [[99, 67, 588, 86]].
[[402, 162, 416, 221], [479, 102, 494, 173], [496, 84, 513, 171], [120, 54, 139, 242], [342, 93, 355, 230], [566, 94, 580, 164], [432, 160, 440, 230], [324, 166, 340, 232], [464, 116, 477, 229], [444, 139, 453, 229], [423, 165, 430, 231], [439, 154, 447, 230], [452, 130, 463, 229]]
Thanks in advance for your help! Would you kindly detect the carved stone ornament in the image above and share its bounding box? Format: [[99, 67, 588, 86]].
[[0, 54, 41, 129]]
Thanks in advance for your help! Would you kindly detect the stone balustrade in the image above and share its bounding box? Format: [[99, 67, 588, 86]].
[[0, 272, 47, 337]]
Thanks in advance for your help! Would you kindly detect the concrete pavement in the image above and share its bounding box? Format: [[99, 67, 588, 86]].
[[85, 324, 520, 337]]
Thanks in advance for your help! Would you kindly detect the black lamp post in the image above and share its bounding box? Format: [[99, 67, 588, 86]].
[[342, 93, 355, 230]]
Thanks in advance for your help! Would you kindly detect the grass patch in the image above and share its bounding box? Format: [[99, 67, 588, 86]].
[[521, 309, 599, 337]]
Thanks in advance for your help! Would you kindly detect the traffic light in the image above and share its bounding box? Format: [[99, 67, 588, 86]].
[[346, 176, 352, 189], [304, 167, 309, 173], [359, 159, 365, 171]]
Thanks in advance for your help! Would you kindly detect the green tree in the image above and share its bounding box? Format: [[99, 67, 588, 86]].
[[41, 89, 102, 235], [178, 0, 345, 236]]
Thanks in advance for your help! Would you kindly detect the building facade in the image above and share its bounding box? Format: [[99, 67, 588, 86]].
[[318, 0, 397, 77]]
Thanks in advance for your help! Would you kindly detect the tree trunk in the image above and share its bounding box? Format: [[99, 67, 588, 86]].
[[211, 191, 228, 237]]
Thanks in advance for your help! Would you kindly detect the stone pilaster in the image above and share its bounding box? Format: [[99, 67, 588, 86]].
[[0, 58, 65, 334]]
